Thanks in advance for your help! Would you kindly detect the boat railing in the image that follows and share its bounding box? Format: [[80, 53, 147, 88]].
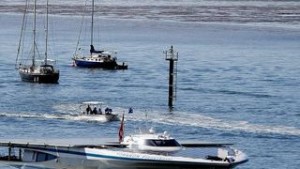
[[0, 147, 22, 162]]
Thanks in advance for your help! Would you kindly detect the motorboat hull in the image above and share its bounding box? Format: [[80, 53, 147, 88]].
[[76, 114, 120, 122], [104, 114, 120, 121]]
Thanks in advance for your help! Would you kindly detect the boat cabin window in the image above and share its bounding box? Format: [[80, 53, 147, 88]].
[[145, 139, 180, 147], [23, 150, 57, 162], [36, 152, 57, 162]]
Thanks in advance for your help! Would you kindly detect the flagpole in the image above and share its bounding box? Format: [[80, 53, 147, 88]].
[[118, 113, 125, 143]]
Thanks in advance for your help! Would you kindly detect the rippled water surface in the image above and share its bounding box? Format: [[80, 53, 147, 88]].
[[1, 0, 300, 28]]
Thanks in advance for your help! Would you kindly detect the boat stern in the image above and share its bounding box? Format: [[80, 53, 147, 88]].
[[217, 147, 248, 168]]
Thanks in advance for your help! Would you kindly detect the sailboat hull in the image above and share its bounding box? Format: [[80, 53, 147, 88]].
[[74, 58, 127, 70], [19, 71, 59, 83]]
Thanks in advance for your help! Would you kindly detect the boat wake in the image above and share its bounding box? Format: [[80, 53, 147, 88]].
[[128, 109, 300, 137], [2, 104, 300, 137], [0, 111, 110, 123]]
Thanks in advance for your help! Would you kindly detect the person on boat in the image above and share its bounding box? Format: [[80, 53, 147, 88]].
[[92, 107, 98, 115], [86, 105, 92, 115], [98, 108, 102, 114], [105, 107, 112, 114], [90, 45, 103, 54], [128, 107, 133, 114]]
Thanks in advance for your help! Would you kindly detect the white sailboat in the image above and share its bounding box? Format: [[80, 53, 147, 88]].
[[72, 0, 128, 70], [16, 0, 59, 83]]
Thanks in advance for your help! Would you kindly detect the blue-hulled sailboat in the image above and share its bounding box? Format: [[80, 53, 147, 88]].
[[72, 0, 127, 70]]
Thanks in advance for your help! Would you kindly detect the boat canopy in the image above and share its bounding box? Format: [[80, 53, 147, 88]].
[[82, 101, 104, 105]]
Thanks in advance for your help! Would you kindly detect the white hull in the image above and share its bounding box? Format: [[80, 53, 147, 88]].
[[74, 114, 120, 122], [0, 145, 247, 169]]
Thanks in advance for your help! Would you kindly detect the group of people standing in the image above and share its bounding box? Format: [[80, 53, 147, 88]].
[[85, 105, 113, 115], [83, 104, 133, 115]]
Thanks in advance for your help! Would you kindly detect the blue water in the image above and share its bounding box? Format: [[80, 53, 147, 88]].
[[0, 3, 300, 169]]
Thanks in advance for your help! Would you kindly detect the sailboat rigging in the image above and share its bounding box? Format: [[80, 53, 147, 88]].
[[16, 0, 59, 83], [72, 0, 128, 70]]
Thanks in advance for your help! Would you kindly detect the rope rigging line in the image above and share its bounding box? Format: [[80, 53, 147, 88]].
[[16, 0, 29, 69], [73, 0, 89, 57]]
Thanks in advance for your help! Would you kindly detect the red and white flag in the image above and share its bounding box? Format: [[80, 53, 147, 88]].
[[118, 113, 124, 143]]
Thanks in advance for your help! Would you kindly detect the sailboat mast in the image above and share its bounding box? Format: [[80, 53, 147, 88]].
[[45, 0, 49, 65], [91, 0, 94, 46], [16, 0, 28, 69], [32, 0, 37, 67]]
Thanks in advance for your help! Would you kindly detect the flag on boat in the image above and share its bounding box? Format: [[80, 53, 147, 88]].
[[118, 113, 124, 143]]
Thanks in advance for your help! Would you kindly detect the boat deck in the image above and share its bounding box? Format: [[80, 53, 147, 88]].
[[0, 138, 230, 161]]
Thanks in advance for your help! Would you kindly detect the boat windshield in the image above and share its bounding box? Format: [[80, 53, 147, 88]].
[[145, 139, 181, 147]]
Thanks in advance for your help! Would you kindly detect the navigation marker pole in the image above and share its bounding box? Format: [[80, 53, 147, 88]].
[[164, 46, 178, 110]]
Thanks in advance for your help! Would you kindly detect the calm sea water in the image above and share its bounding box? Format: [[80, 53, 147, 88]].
[[1, 1, 300, 168]]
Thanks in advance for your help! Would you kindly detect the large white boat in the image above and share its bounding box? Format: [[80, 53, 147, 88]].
[[0, 119, 248, 169], [0, 138, 247, 169]]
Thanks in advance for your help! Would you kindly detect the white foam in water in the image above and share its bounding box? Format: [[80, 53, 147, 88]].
[[0, 111, 109, 123], [1, 105, 300, 136], [0, 112, 39, 119], [126, 109, 300, 137], [53, 103, 81, 115]]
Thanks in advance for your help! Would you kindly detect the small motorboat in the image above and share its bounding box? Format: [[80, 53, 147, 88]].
[[77, 101, 120, 122]]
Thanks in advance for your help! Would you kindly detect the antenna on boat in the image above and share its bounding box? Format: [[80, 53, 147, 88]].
[[91, 0, 94, 47], [32, 0, 37, 67], [73, 0, 88, 58], [16, 0, 28, 69], [164, 46, 178, 110], [45, 0, 49, 65]]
